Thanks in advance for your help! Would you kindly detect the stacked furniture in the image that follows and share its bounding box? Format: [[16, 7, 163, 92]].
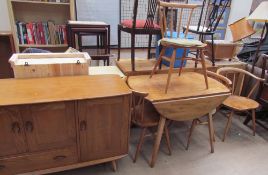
[[67, 21, 111, 65]]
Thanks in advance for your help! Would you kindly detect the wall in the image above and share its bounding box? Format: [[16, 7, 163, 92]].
[[225, 0, 253, 41], [0, 0, 11, 31]]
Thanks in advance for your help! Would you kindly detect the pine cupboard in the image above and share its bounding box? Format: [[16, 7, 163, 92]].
[[0, 75, 131, 175]]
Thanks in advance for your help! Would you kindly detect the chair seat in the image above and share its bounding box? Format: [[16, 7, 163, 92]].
[[223, 95, 259, 111], [160, 38, 206, 47], [121, 19, 160, 29]]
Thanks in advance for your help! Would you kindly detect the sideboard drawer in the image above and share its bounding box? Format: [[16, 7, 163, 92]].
[[0, 146, 78, 175]]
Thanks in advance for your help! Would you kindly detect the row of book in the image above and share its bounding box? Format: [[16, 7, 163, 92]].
[[16, 21, 68, 45]]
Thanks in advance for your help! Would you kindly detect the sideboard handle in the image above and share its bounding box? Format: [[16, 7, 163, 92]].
[[53, 155, 67, 161], [11, 122, 21, 134], [25, 121, 34, 132], [80, 121, 87, 131], [0, 165, 6, 170]]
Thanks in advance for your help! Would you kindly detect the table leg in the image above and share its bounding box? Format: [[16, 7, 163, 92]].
[[150, 116, 166, 168], [208, 112, 214, 153]]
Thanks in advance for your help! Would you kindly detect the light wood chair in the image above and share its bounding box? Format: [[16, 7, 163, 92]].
[[131, 90, 171, 163], [217, 67, 265, 141], [150, 1, 209, 93], [186, 71, 232, 150]]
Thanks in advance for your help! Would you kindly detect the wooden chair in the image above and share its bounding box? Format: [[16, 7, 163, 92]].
[[186, 70, 232, 151], [183, 0, 232, 66], [217, 67, 265, 141], [131, 90, 171, 163], [117, 0, 161, 71], [150, 1, 209, 93]]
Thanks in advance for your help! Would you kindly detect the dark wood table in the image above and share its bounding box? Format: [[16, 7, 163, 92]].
[[67, 21, 110, 65]]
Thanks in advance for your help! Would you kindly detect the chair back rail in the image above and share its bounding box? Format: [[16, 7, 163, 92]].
[[131, 90, 149, 123], [217, 67, 265, 98], [158, 1, 198, 38]]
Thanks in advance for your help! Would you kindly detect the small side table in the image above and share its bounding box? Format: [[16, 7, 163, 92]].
[[67, 21, 110, 65]]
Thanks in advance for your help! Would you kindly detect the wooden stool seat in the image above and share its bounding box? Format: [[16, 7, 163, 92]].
[[223, 95, 260, 111], [160, 38, 205, 47]]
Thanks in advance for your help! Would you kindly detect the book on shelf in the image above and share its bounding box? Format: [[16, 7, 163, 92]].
[[15, 20, 68, 46]]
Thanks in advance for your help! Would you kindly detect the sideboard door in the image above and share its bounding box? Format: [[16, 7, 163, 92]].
[[21, 102, 77, 152], [0, 107, 27, 157], [78, 96, 130, 161]]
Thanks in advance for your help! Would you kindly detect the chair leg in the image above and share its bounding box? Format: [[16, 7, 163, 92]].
[[111, 160, 117, 172], [150, 46, 166, 78], [131, 32, 135, 71], [148, 34, 152, 59], [165, 49, 176, 93], [222, 110, 234, 142], [252, 109, 256, 136], [164, 124, 172, 155], [133, 128, 147, 163], [200, 49, 209, 89], [117, 27, 121, 61], [211, 34, 215, 66], [186, 119, 197, 150], [179, 49, 187, 76], [208, 112, 214, 153]]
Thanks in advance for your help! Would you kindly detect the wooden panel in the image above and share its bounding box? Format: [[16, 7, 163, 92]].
[[0, 33, 15, 78], [154, 94, 230, 121], [0, 146, 78, 175], [0, 75, 131, 106], [78, 95, 130, 161], [0, 106, 27, 157], [21, 101, 76, 152]]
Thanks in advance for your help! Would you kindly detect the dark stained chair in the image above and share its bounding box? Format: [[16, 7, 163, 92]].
[[117, 0, 161, 71], [183, 0, 232, 66]]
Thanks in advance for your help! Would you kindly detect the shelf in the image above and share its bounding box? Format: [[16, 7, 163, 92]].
[[11, 0, 70, 5], [19, 44, 68, 48]]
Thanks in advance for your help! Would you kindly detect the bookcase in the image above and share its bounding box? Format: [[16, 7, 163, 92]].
[[8, 0, 76, 52]]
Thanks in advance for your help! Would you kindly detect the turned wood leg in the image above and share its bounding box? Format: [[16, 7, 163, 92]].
[[150, 46, 166, 78], [133, 128, 147, 163], [131, 32, 135, 71], [208, 112, 214, 153], [165, 50, 176, 93], [179, 49, 187, 76], [200, 49, 209, 89], [117, 26, 121, 61], [164, 124, 172, 155], [222, 110, 234, 142], [111, 160, 117, 172], [186, 119, 197, 150], [252, 109, 256, 136], [150, 116, 166, 168], [148, 34, 152, 59]]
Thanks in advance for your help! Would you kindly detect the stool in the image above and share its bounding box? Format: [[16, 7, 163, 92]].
[[67, 21, 110, 66]]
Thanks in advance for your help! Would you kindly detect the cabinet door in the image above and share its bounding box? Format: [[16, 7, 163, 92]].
[[21, 102, 77, 152], [0, 107, 27, 157], [78, 96, 130, 161]]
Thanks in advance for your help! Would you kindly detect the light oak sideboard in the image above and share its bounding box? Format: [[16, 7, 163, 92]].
[[0, 75, 131, 175]]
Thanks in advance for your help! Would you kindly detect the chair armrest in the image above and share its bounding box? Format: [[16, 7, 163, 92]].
[[207, 70, 232, 88]]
